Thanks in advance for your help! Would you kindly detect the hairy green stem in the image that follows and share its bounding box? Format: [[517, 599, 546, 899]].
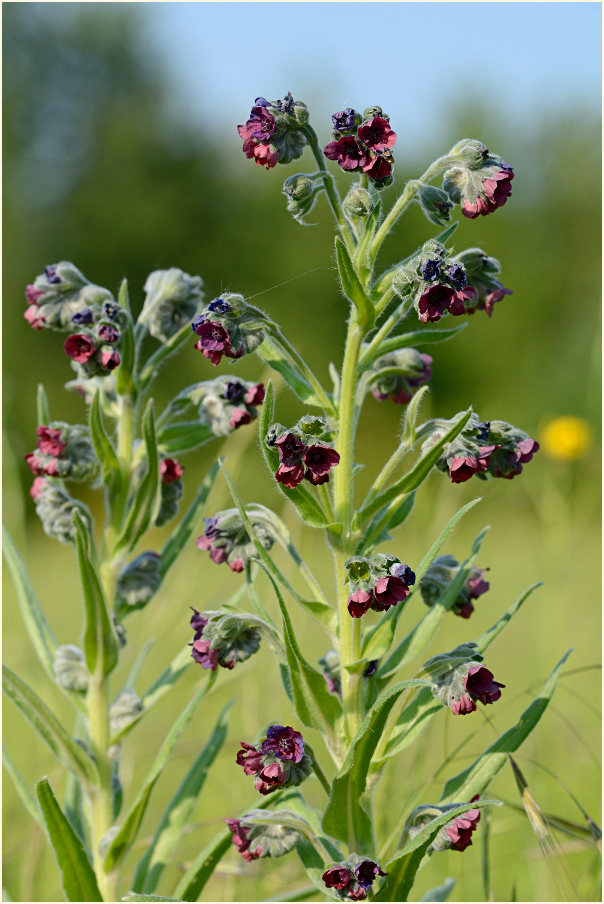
[[359, 296, 413, 369], [271, 327, 335, 414], [302, 124, 355, 255]]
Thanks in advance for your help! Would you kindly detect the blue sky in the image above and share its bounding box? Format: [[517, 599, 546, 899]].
[[141, 2, 602, 147]]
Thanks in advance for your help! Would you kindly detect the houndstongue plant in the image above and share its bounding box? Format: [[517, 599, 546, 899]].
[[4, 91, 571, 904]]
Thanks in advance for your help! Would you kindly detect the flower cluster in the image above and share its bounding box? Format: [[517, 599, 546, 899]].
[[30, 477, 93, 544], [392, 240, 475, 324], [196, 507, 275, 573], [424, 644, 504, 715], [154, 458, 184, 527], [404, 796, 481, 853], [226, 811, 302, 861], [369, 348, 433, 405], [139, 268, 204, 342], [25, 423, 98, 483], [443, 140, 514, 218], [236, 725, 312, 795], [324, 106, 397, 184], [345, 554, 415, 618], [170, 377, 265, 438], [422, 413, 539, 483], [266, 416, 340, 488], [191, 293, 266, 366], [115, 552, 162, 618], [238, 93, 308, 170], [322, 857, 387, 901], [23, 262, 114, 333], [189, 609, 262, 671], [420, 554, 490, 619]]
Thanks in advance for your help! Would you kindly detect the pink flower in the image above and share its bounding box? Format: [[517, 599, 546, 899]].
[[324, 136, 368, 171], [36, 427, 66, 457], [229, 408, 252, 430], [24, 305, 46, 331], [444, 795, 481, 851], [64, 334, 96, 363], [245, 383, 265, 406], [462, 168, 514, 219]]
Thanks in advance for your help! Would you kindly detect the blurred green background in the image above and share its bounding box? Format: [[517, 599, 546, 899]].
[[3, 4, 601, 902]]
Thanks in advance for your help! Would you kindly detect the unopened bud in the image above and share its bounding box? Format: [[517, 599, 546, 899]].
[[115, 552, 162, 617], [418, 185, 453, 226], [53, 645, 89, 692], [109, 690, 143, 736], [140, 268, 204, 342], [343, 185, 374, 218]]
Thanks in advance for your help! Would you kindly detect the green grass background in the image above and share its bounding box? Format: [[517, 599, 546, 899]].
[[2, 6, 601, 902]]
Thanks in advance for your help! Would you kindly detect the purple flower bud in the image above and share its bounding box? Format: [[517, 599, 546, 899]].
[[98, 323, 120, 343], [36, 426, 66, 457], [449, 445, 497, 483], [354, 860, 387, 889], [466, 568, 490, 599], [389, 562, 416, 585], [190, 637, 220, 670], [261, 725, 304, 763], [208, 297, 231, 314], [419, 259, 441, 281], [332, 108, 358, 132], [44, 266, 62, 284], [447, 264, 467, 288], [224, 381, 245, 401], [245, 383, 265, 406], [363, 660, 378, 677], [72, 310, 95, 325]]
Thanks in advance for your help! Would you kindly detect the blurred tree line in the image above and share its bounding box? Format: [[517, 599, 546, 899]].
[[3, 3, 601, 519]]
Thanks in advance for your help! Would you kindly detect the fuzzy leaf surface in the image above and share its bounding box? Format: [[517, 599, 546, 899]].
[[335, 236, 375, 331], [257, 335, 327, 408]]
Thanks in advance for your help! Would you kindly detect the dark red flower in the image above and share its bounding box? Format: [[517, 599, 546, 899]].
[[160, 458, 184, 484], [418, 285, 456, 323], [242, 105, 277, 141], [517, 437, 539, 462], [447, 286, 476, 316], [260, 725, 304, 763], [36, 427, 66, 457], [357, 117, 397, 152], [465, 665, 504, 705], [190, 637, 219, 670], [449, 446, 496, 483], [304, 444, 340, 480], [276, 462, 305, 488], [462, 168, 514, 219], [322, 867, 352, 890], [245, 383, 265, 406], [254, 761, 286, 794], [64, 334, 96, 363], [354, 860, 387, 889], [348, 589, 372, 618], [450, 693, 477, 715], [445, 795, 481, 850], [467, 569, 490, 599], [225, 818, 263, 861], [236, 741, 264, 775], [371, 575, 411, 611], [192, 320, 232, 366], [362, 153, 393, 180], [324, 136, 368, 171]]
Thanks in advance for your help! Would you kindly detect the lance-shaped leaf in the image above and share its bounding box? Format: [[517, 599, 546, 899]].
[[361, 324, 467, 367], [104, 673, 216, 871], [3, 744, 46, 832], [377, 524, 489, 677], [439, 650, 572, 805], [2, 666, 98, 786], [132, 702, 232, 894], [116, 279, 136, 396], [263, 566, 343, 741], [361, 499, 481, 663], [258, 381, 334, 530], [36, 778, 102, 902], [123, 896, 182, 902], [257, 334, 329, 409], [159, 461, 219, 577], [3, 526, 57, 679], [73, 512, 119, 677], [220, 461, 336, 632], [322, 679, 432, 852], [420, 878, 456, 901], [116, 399, 162, 552], [335, 236, 375, 331], [373, 800, 501, 902], [156, 423, 214, 455], [173, 789, 293, 901], [37, 383, 51, 426], [356, 409, 473, 525], [357, 492, 416, 556], [89, 391, 122, 497], [376, 583, 542, 764], [279, 794, 344, 897]]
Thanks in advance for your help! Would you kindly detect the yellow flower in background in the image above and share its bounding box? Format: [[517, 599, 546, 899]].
[[540, 415, 593, 461]]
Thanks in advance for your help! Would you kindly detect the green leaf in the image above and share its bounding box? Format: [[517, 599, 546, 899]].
[[322, 679, 432, 851], [439, 650, 572, 804], [123, 896, 182, 902], [89, 391, 122, 497], [104, 673, 216, 871], [132, 702, 232, 894], [335, 236, 375, 331], [374, 800, 501, 902], [173, 790, 292, 901], [116, 318, 136, 398], [377, 524, 489, 677], [420, 878, 456, 901], [258, 335, 327, 408], [258, 381, 333, 530], [160, 461, 219, 577], [265, 567, 344, 740], [2, 666, 98, 786], [357, 492, 416, 556], [3, 526, 57, 679], [3, 744, 46, 832], [357, 409, 473, 525], [116, 400, 161, 552], [156, 423, 214, 455], [73, 512, 119, 677], [219, 462, 336, 631], [361, 499, 481, 663], [36, 383, 51, 426], [36, 778, 102, 902], [401, 385, 430, 448], [363, 324, 467, 367]]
